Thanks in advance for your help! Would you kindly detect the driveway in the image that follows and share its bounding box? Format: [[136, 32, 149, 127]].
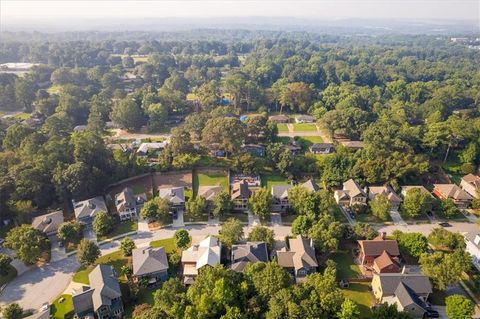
[[83, 226, 97, 243], [49, 236, 67, 262], [389, 209, 407, 226], [172, 211, 185, 228], [339, 206, 356, 225], [248, 211, 260, 226], [270, 213, 282, 226]]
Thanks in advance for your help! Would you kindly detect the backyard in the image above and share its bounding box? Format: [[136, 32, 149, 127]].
[[98, 220, 138, 242], [341, 282, 374, 319], [192, 169, 229, 196], [330, 250, 362, 279], [51, 294, 74, 319], [292, 123, 317, 132], [261, 173, 289, 189]]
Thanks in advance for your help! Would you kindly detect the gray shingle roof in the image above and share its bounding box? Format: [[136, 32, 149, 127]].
[[301, 179, 319, 192], [376, 273, 432, 296], [72, 286, 94, 316], [277, 236, 318, 271], [31, 210, 64, 234], [158, 187, 185, 204], [271, 184, 292, 199], [132, 247, 169, 276], [74, 197, 108, 220], [89, 265, 122, 311], [231, 242, 269, 272], [395, 281, 427, 310], [115, 187, 136, 212]]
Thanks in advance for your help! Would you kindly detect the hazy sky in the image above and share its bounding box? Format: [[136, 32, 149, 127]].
[[1, 0, 479, 25]]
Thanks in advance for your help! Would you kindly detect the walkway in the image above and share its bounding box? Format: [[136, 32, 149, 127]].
[[389, 209, 407, 226]]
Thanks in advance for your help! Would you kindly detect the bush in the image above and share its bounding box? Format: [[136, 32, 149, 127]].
[[174, 229, 190, 250], [92, 211, 114, 236], [120, 237, 136, 256]]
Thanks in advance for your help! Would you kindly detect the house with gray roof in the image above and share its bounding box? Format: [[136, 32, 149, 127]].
[[115, 187, 146, 221], [295, 115, 315, 123], [372, 270, 432, 303], [276, 236, 318, 282], [271, 184, 293, 212], [231, 242, 269, 272], [309, 143, 335, 154], [383, 282, 429, 318], [198, 185, 223, 201], [31, 210, 64, 236], [158, 186, 185, 212], [73, 196, 108, 224], [334, 179, 367, 207], [132, 247, 169, 285], [72, 264, 123, 319], [231, 180, 252, 211], [464, 232, 480, 272]]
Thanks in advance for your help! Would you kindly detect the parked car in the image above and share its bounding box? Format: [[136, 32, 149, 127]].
[[438, 222, 451, 227], [172, 211, 178, 220], [424, 309, 439, 318], [349, 212, 356, 219]]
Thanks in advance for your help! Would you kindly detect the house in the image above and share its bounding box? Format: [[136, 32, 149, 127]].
[[136, 142, 168, 157], [285, 139, 302, 155], [460, 174, 480, 199], [158, 186, 185, 212], [73, 196, 108, 224], [132, 247, 169, 284], [198, 185, 223, 201], [334, 179, 367, 207], [309, 143, 335, 154], [384, 282, 430, 318], [433, 184, 472, 208], [339, 140, 364, 150], [295, 115, 315, 123], [371, 271, 432, 304], [358, 234, 401, 269], [208, 143, 226, 158], [72, 264, 124, 319], [368, 186, 403, 210], [277, 236, 318, 282], [181, 236, 221, 284], [268, 114, 289, 123], [231, 180, 252, 210], [271, 184, 293, 212], [231, 174, 261, 187], [115, 187, 146, 221], [24, 308, 50, 319], [400, 186, 436, 212], [241, 144, 266, 157], [31, 210, 64, 236], [231, 242, 269, 272], [464, 232, 480, 271], [301, 179, 319, 192], [373, 250, 401, 274]]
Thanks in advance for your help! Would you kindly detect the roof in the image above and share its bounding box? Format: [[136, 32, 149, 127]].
[[231, 180, 251, 200], [373, 250, 398, 272], [269, 114, 289, 121], [277, 236, 318, 271], [295, 115, 315, 121], [433, 184, 473, 201], [24, 309, 50, 319], [136, 142, 168, 154], [394, 282, 427, 310], [462, 174, 480, 188], [301, 179, 319, 192], [271, 184, 292, 199], [133, 247, 168, 276], [31, 210, 64, 234], [369, 186, 402, 203], [343, 179, 366, 197], [74, 197, 108, 220], [465, 232, 480, 249], [198, 185, 223, 201], [339, 140, 365, 149], [158, 187, 185, 204], [115, 187, 136, 212], [375, 272, 432, 296], [231, 242, 269, 272], [358, 237, 400, 257], [400, 186, 435, 199], [310, 143, 334, 149], [72, 286, 94, 316], [89, 265, 122, 312], [182, 236, 221, 272]]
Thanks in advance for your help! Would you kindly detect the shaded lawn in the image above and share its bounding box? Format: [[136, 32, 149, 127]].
[[261, 174, 288, 189], [150, 237, 176, 254], [333, 207, 348, 223], [276, 123, 289, 133], [298, 135, 324, 144], [293, 123, 317, 132], [73, 250, 130, 285], [98, 221, 138, 242], [184, 211, 208, 223], [193, 170, 228, 196], [441, 152, 463, 184], [341, 282, 374, 319], [282, 214, 297, 225], [51, 294, 74, 319], [330, 251, 361, 279], [0, 265, 17, 286], [356, 213, 390, 224], [435, 209, 469, 221], [132, 185, 146, 195], [124, 287, 156, 319], [220, 212, 249, 223]]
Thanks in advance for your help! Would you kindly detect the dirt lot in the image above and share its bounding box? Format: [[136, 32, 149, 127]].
[[106, 174, 154, 198], [153, 171, 192, 189]]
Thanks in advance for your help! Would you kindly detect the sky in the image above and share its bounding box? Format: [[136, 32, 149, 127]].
[[1, 0, 479, 29]]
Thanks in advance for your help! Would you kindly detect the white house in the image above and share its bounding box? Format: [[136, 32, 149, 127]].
[[465, 232, 480, 271], [460, 174, 480, 199]]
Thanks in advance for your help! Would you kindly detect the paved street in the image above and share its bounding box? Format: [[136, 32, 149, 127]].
[[377, 222, 478, 235]]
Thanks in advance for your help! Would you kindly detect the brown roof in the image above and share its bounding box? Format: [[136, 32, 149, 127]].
[[358, 238, 400, 257], [277, 236, 318, 271], [343, 179, 366, 197], [373, 250, 399, 272], [462, 174, 480, 188], [31, 211, 64, 234], [231, 180, 251, 200], [433, 184, 472, 201], [369, 186, 402, 203]]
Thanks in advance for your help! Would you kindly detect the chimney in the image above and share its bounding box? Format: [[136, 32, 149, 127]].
[[474, 234, 480, 246], [401, 266, 408, 274], [380, 232, 386, 240]]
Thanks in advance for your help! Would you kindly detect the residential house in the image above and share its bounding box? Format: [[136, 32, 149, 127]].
[[371, 270, 433, 305], [136, 142, 168, 157], [368, 186, 402, 210], [72, 265, 124, 319], [277, 236, 318, 282], [24, 308, 50, 319], [73, 196, 108, 224], [339, 140, 364, 150], [460, 174, 480, 199], [295, 115, 315, 123], [334, 179, 367, 207], [358, 234, 401, 270], [271, 184, 293, 212], [231, 242, 269, 272], [231, 180, 252, 211], [433, 184, 472, 208], [301, 179, 320, 192], [231, 174, 261, 187], [241, 144, 266, 157], [464, 232, 480, 271], [384, 282, 431, 318], [268, 114, 289, 123], [158, 186, 185, 212], [285, 139, 302, 156], [115, 187, 146, 221], [400, 186, 436, 212], [309, 143, 335, 154], [132, 247, 169, 284], [198, 185, 223, 201], [181, 236, 221, 284], [208, 143, 226, 158], [31, 210, 64, 236]]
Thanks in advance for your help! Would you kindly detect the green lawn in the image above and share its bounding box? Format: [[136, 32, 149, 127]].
[[73, 250, 130, 285], [298, 136, 324, 144], [220, 212, 249, 223], [193, 170, 228, 196], [274, 136, 291, 144], [341, 283, 374, 319], [0, 265, 17, 286], [51, 294, 74, 319], [261, 174, 289, 189], [98, 221, 138, 242], [276, 123, 289, 133], [330, 251, 362, 279], [150, 237, 176, 253], [132, 185, 146, 195], [435, 209, 468, 221], [333, 207, 348, 223], [357, 213, 391, 223], [441, 153, 464, 184], [292, 123, 317, 132], [13, 112, 30, 120]]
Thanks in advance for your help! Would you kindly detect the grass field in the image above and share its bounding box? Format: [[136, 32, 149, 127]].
[[193, 170, 228, 196], [150, 237, 176, 253], [98, 220, 138, 242], [51, 294, 74, 319], [276, 123, 289, 133], [293, 123, 317, 132], [220, 213, 249, 223], [261, 174, 289, 189], [0, 265, 17, 286], [298, 136, 324, 144], [132, 185, 146, 195], [341, 283, 374, 319], [330, 251, 361, 279]]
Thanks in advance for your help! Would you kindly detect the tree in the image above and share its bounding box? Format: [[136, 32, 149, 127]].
[[291, 215, 313, 237], [369, 195, 391, 221], [218, 218, 244, 247], [174, 229, 190, 250], [1, 303, 23, 319], [337, 299, 360, 319], [120, 237, 136, 257], [186, 196, 208, 218], [428, 228, 464, 251], [153, 277, 187, 318], [86, 105, 105, 133], [287, 185, 319, 215], [2, 124, 33, 150], [146, 103, 168, 132], [57, 221, 83, 244], [371, 303, 411, 319], [201, 117, 245, 156], [279, 82, 313, 112], [393, 231, 428, 258], [92, 211, 114, 236], [308, 214, 343, 253], [401, 188, 430, 218], [419, 250, 471, 290], [140, 197, 171, 221], [212, 192, 233, 217], [352, 222, 378, 240], [248, 188, 272, 220], [244, 261, 291, 301], [0, 253, 12, 275], [445, 294, 474, 319], [4, 225, 50, 264], [77, 239, 100, 267], [110, 97, 144, 131], [248, 225, 275, 251], [440, 199, 460, 218]]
